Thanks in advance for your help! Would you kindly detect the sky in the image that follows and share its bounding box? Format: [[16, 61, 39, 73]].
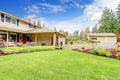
[[0, 0, 120, 34]]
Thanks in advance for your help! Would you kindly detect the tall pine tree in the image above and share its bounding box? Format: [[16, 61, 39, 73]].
[[92, 24, 98, 33], [115, 2, 120, 33], [98, 8, 115, 33]]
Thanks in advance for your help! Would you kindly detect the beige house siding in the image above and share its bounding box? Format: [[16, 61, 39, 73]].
[[29, 33, 66, 46], [37, 33, 53, 46], [18, 20, 29, 30], [58, 37, 65, 47], [0, 12, 66, 47], [0, 13, 30, 31], [88, 36, 117, 43]]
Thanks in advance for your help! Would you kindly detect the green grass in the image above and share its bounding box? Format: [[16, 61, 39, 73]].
[[0, 50, 120, 80]]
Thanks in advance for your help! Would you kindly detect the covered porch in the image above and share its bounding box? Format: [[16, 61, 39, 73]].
[[0, 30, 65, 47]]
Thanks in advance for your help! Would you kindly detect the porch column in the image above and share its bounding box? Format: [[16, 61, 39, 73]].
[[35, 33, 37, 46], [53, 32, 56, 46], [6, 32, 9, 47], [16, 34, 17, 42]]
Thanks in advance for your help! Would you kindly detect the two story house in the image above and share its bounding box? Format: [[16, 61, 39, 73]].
[[0, 11, 66, 47]]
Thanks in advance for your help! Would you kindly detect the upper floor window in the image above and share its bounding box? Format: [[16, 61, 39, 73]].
[[17, 19, 19, 26], [6, 16, 11, 23], [1, 14, 4, 22], [11, 19, 17, 24], [29, 24, 34, 28]]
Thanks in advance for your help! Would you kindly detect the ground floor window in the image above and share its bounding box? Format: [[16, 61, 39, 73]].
[[0, 31, 7, 42], [10, 33, 17, 42], [91, 37, 97, 40]]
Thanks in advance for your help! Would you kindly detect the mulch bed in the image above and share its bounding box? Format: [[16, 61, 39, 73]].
[[0, 51, 5, 56], [72, 49, 120, 59]]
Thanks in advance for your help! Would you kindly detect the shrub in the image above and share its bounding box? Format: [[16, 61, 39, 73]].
[[97, 50, 106, 56], [92, 49, 98, 55], [116, 53, 120, 59], [70, 42, 73, 44], [105, 51, 112, 57], [0, 46, 56, 55], [92, 49, 112, 57]]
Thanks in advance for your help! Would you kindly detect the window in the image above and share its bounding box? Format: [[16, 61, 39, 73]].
[[6, 16, 11, 23], [11, 19, 17, 24], [17, 19, 19, 26], [29, 24, 34, 28], [91, 38, 97, 40], [1, 14, 4, 22]]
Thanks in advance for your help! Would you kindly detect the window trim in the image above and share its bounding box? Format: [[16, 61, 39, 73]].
[[5, 16, 11, 23]]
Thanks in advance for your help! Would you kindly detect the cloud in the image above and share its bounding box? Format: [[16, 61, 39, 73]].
[[24, 14, 48, 25], [55, 0, 120, 34], [24, 0, 120, 34], [24, 5, 40, 14], [61, 0, 84, 8], [39, 3, 65, 13]]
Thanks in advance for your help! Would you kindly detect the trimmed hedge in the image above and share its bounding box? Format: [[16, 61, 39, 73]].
[[116, 53, 120, 60], [0, 46, 56, 55], [92, 49, 112, 57]]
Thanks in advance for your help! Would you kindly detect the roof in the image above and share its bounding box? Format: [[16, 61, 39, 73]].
[[87, 33, 117, 37], [0, 11, 66, 37], [25, 28, 66, 37], [0, 26, 25, 33], [0, 11, 41, 28], [0, 25, 66, 37], [26, 28, 54, 33]]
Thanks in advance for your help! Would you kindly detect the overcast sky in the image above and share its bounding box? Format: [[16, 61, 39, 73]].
[[0, 0, 120, 33]]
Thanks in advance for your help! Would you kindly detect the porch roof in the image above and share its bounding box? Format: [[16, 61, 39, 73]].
[[26, 28, 66, 37], [26, 28, 54, 33], [0, 26, 66, 37], [0, 26, 24, 33]]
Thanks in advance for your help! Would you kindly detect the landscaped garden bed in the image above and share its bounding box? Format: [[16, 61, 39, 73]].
[[72, 48, 120, 60], [0, 46, 56, 55], [0, 50, 5, 56]]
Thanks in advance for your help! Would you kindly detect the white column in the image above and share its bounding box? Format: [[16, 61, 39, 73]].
[[6, 32, 9, 47], [16, 34, 17, 42], [35, 33, 37, 46], [53, 33, 56, 46]]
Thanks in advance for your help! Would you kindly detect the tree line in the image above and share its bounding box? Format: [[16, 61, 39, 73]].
[[64, 2, 120, 41], [98, 2, 120, 33]]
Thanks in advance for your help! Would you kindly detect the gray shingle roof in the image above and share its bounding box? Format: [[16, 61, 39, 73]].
[[0, 26, 24, 33], [87, 33, 117, 37], [0, 26, 66, 36], [25, 28, 54, 33]]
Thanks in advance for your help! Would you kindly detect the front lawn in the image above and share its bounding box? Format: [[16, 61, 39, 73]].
[[0, 50, 120, 80]]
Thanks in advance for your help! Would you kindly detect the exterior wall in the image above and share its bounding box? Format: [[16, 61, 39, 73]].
[[0, 13, 30, 31], [88, 36, 117, 43], [58, 37, 65, 47], [37, 33, 53, 46], [18, 21, 29, 30], [34, 33, 66, 46], [0, 13, 1, 22]]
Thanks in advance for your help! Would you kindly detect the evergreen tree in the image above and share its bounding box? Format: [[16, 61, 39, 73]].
[[37, 20, 41, 27], [79, 30, 84, 40], [92, 24, 98, 33], [98, 8, 110, 33], [107, 10, 116, 32], [73, 30, 79, 40], [98, 8, 116, 33], [83, 27, 90, 40], [115, 2, 120, 33]]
